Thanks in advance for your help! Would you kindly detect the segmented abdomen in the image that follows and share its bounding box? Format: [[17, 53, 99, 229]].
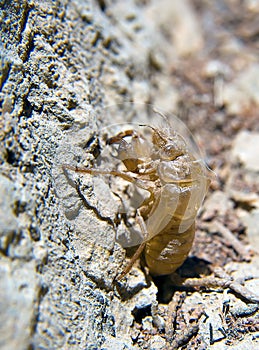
[[144, 222, 195, 275], [144, 182, 198, 276]]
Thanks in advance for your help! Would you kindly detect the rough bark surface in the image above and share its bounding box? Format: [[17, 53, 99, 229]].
[[1, 1, 259, 349]]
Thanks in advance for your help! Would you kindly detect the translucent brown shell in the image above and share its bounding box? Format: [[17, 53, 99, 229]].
[[63, 104, 210, 277]]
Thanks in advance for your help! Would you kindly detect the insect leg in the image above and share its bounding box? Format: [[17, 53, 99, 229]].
[[63, 164, 153, 279], [62, 164, 155, 192], [117, 241, 146, 280], [136, 208, 149, 241], [117, 210, 148, 280]]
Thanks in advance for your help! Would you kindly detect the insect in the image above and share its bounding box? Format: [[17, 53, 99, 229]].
[[63, 115, 210, 279]]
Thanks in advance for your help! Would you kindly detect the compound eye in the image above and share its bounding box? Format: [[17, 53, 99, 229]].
[[165, 144, 174, 152], [161, 144, 183, 160]]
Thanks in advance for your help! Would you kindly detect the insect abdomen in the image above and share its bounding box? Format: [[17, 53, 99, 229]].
[[144, 223, 195, 276]]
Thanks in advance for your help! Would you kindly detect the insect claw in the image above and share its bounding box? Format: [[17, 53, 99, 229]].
[[116, 271, 127, 282]]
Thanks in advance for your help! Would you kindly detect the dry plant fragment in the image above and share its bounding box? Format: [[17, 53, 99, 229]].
[[170, 267, 259, 304], [203, 220, 252, 260], [165, 294, 204, 349], [165, 291, 186, 339]]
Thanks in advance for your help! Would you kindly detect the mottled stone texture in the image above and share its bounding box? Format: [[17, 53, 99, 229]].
[[0, 1, 167, 348], [1, 1, 259, 349]]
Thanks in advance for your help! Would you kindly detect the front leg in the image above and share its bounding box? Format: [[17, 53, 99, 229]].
[[62, 164, 155, 193]]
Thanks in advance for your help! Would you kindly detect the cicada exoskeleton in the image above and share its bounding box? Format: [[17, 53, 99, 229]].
[[62, 103, 210, 279]]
